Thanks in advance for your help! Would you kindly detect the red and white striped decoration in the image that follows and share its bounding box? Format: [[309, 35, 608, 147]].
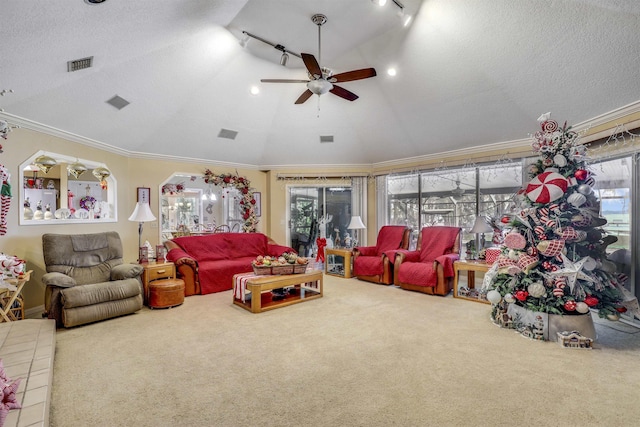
[[526, 171, 568, 204], [0, 165, 11, 236]]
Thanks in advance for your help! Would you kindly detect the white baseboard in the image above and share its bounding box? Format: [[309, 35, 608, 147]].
[[26, 305, 45, 319]]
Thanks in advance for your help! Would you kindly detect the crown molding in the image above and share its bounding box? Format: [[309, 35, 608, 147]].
[[3, 100, 639, 171], [573, 99, 640, 131]]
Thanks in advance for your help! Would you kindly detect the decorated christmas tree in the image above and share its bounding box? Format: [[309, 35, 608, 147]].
[[484, 113, 638, 334]]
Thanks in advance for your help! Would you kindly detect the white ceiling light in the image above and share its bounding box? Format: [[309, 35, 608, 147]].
[[387, 68, 397, 77], [372, 0, 388, 6], [250, 86, 260, 95]]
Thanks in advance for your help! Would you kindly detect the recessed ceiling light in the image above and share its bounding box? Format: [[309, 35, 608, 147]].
[[371, 0, 387, 6], [387, 68, 397, 77], [250, 86, 260, 95]]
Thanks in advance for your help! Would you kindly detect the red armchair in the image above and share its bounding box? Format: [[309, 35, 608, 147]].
[[394, 226, 461, 296], [352, 225, 411, 284]]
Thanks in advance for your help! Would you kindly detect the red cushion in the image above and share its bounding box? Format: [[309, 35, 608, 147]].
[[375, 226, 408, 255], [197, 257, 255, 294], [419, 227, 460, 263], [397, 262, 436, 287], [353, 255, 384, 276]]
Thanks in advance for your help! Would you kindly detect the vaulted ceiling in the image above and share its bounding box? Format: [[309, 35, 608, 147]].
[[1, 0, 639, 168]]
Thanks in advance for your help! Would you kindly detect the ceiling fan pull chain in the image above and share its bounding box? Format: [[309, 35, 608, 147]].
[[317, 96, 321, 118]]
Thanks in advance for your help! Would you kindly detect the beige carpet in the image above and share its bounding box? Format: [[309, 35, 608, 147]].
[[51, 275, 640, 427]]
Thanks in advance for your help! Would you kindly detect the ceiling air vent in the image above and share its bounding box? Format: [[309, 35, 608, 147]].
[[218, 129, 238, 140], [320, 135, 334, 143], [67, 56, 93, 72], [106, 95, 130, 110]]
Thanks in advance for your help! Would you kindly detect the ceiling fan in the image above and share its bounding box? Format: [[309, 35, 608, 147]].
[[260, 14, 377, 104]]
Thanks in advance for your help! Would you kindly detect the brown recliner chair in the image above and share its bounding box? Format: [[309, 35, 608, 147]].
[[42, 232, 144, 328], [395, 226, 461, 296], [352, 225, 411, 284]]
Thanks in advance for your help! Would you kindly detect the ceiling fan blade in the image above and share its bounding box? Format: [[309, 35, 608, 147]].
[[329, 85, 359, 102], [295, 89, 314, 104], [261, 79, 310, 83], [329, 68, 377, 83], [301, 53, 322, 79]]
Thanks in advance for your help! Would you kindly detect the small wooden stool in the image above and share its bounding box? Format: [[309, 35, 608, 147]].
[[148, 278, 185, 309]]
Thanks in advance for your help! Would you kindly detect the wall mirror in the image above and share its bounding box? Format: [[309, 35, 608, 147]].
[[19, 151, 117, 225], [160, 173, 245, 241]]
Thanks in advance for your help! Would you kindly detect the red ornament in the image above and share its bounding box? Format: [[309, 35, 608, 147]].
[[583, 295, 599, 307], [564, 300, 577, 311], [514, 290, 529, 301], [501, 216, 510, 224], [616, 306, 627, 313], [574, 169, 588, 181]]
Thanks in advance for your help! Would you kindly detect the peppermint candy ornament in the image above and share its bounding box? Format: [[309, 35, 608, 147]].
[[504, 231, 526, 250], [526, 171, 568, 204]]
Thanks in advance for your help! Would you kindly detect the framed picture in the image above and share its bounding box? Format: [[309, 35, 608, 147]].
[[253, 192, 261, 217], [137, 187, 151, 204], [138, 246, 149, 264], [155, 245, 166, 262]]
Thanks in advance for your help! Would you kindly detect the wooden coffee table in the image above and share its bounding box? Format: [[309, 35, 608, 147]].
[[233, 270, 323, 313]]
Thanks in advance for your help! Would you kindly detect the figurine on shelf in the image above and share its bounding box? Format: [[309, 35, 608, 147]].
[[33, 200, 44, 220], [44, 203, 54, 220], [334, 228, 341, 248], [343, 233, 352, 248], [67, 190, 76, 215], [23, 197, 33, 220]]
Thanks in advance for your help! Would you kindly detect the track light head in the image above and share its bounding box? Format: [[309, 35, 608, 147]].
[[280, 52, 289, 66]]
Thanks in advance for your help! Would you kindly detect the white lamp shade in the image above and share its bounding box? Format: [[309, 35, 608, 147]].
[[347, 216, 366, 230], [469, 216, 492, 234], [128, 202, 156, 222]]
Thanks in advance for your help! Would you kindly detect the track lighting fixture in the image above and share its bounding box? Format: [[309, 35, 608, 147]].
[[372, 0, 413, 26], [240, 30, 301, 63]]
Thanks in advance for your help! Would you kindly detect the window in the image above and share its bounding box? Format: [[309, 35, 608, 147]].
[[384, 162, 523, 249]]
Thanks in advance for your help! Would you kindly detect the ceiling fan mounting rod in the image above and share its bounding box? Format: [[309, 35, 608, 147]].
[[311, 14, 327, 65]]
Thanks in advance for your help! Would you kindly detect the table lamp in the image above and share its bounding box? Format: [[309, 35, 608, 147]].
[[347, 215, 366, 248], [469, 215, 493, 254], [128, 202, 157, 262]]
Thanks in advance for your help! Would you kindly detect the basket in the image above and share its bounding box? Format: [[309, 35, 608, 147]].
[[252, 261, 308, 275], [271, 264, 295, 275], [293, 263, 308, 274], [252, 264, 272, 275]]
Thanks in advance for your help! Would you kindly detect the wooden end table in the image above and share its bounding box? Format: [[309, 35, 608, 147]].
[[0, 270, 31, 322], [453, 260, 490, 304], [324, 247, 353, 278], [141, 261, 176, 305]]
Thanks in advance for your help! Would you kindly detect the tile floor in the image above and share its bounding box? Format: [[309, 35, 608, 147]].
[[0, 319, 56, 427]]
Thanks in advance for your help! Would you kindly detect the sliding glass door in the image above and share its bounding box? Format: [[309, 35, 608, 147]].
[[288, 186, 352, 257]]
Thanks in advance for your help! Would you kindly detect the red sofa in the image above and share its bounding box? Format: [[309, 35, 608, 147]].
[[165, 233, 293, 295]]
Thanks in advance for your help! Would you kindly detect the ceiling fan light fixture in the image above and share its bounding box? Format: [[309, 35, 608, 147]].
[[307, 79, 333, 95]]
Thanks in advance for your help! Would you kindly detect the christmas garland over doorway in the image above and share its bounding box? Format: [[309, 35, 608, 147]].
[[203, 169, 258, 232]]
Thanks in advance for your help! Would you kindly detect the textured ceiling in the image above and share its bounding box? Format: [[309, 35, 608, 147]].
[[1, 0, 639, 168]]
